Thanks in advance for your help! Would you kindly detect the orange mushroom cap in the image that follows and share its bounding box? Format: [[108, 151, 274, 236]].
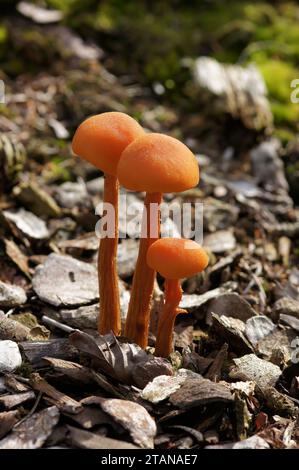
[[147, 238, 209, 279], [117, 133, 199, 193], [72, 112, 144, 176]]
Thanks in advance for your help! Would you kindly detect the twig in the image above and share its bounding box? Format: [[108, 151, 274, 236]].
[[13, 391, 43, 429], [41, 315, 75, 334]]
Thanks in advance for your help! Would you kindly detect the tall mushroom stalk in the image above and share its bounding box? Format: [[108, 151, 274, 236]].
[[72, 112, 144, 335], [98, 173, 120, 334], [124, 191, 162, 347], [146, 238, 209, 357], [117, 133, 199, 348]]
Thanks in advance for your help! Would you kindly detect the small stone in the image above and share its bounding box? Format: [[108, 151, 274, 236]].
[[0, 281, 27, 308], [203, 230, 236, 253], [245, 316, 276, 345], [0, 340, 22, 373], [4, 208, 49, 239], [100, 399, 156, 449], [230, 354, 281, 390], [33, 253, 98, 307], [141, 369, 197, 404]]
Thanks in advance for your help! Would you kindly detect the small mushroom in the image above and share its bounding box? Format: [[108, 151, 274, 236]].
[[117, 133, 199, 348], [72, 112, 144, 335], [147, 238, 209, 357]]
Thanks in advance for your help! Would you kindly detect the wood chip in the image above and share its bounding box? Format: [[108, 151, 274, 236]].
[[0, 410, 20, 439], [169, 377, 233, 409], [100, 398, 157, 448], [0, 391, 35, 409], [32, 254, 99, 307], [20, 339, 78, 367], [29, 373, 82, 414], [4, 239, 30, 277], [66, 425, 138, 449], [0, 406, 59, 449], [43, 357, 94, 386], [230, 354, 281, 390]]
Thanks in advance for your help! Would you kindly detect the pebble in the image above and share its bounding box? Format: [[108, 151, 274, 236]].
[[0, 340, 22, 373]]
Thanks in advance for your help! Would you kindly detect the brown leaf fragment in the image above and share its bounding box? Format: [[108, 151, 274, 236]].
[[173, 321, 194, 349], [66, 425, 138, 449], [205, 343, 228, 382], [29, 373, 82, 414], [90, 371, 125, 399], [20, 339, 78, 367], [0, 406, 59, 449], [205, 292, 257, 323], [99, 398, 157, 448], [0, 391, 35, 409], [4, 374, 30, 393], [234, 392, 252, 440], [131, 357, 174, 389], [0, 312, 32, 342], [70, 330, 149, 385], [4, 239, 30, 277], [169, 377, 233, 409], [0, 410, 20, 439], [258, 417, 297, 449], [182, 352, 213, 375], [14, 180, 61, 218], [43, 357, 94, 386]]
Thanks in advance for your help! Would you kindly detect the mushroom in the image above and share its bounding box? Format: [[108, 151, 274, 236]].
[[72, 112, 144, 335], [147, 238, 209, 357], [117, 133, 199, 347]]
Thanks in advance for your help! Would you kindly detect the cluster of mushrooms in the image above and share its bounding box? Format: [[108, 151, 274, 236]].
[[72, 112, 209, 358]]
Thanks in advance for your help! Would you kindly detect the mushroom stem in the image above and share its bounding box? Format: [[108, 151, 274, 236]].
[[98, 173, 121, 335], [155, 278, 183, 357], [124, 191, 162, 347]]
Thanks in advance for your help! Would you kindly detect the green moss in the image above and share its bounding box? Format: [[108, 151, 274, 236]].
[[16, 361, 33, 378]]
